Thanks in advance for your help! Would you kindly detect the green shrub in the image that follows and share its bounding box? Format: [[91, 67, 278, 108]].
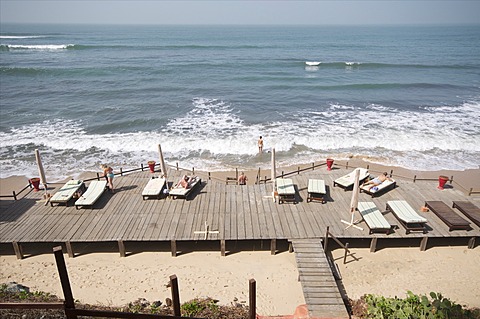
[[361, 291, 480, 319], [181, 298, 219, 317]]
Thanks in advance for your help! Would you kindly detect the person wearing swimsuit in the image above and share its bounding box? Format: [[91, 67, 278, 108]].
[[362, 172, 390, 191], [258, 136, 264, 153], [106, 166, 115, 193]]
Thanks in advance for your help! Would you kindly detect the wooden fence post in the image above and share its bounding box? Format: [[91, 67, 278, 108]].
[[170, 275, 181, 316], [13, 191, 17, 201], [249, 279, 256, 319], [53, 246, 77, 319]]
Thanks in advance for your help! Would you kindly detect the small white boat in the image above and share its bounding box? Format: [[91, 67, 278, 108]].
[[305, 61, 321, 66]]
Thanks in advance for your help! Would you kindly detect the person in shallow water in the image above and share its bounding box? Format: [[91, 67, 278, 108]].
[[258, 136, 264, 153], [238, 172, 248, 185]]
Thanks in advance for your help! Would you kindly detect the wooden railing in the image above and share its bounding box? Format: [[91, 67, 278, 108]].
[[254, 160, 479, 196], [323, 226, 351, 265], [2, 160, 478, 200], [0, 181, 35, 201], [0, 246, 257, 319]]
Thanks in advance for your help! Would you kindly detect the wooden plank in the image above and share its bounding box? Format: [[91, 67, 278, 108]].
[[228, 184, 238, 240], [258, 184, 277, 238]]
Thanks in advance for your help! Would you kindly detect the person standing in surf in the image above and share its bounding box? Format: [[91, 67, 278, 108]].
[[258, 136, 264, 153]]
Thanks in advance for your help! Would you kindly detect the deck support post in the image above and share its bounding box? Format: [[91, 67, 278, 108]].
[[270, 239, 276, 255], [66, 241, 74, 258], [171, 240, 177, 257], [118, 240, 126, 257], [12, 241, 23, 260], [369, 237, 378, 253], [468, 237, 476, 249], [420, 237, 428, 251], [221, 239, 226, 256], [288, 241, 293, 253]]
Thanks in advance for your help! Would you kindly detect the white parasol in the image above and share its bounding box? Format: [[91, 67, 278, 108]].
[[35, 149, 47, 191], [341, 168, 363, 230], [158, 144, 167, 180], [271, 147, 276, 202]]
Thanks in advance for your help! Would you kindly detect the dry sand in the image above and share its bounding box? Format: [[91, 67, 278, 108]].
[[1, 160, 479, 315], [332, 246, 480, 308], [0, 249, 304, 316], [1, 245, 479, 315]]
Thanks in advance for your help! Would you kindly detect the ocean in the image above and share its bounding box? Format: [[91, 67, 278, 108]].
[[1, 24, 479, 181]]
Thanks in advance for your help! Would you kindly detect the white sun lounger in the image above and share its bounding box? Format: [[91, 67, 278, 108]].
[[142, 177, 166, 200], [307, 179, 326, 203], [169, 176, 201, 200], [357, 202, 394, 234], [74, 180, 107, 209], [333, 168, 369, 191], [276, 178, 296, 204], [50, 180, 84, 207], [360, 178, 396, 197], [386, 200, 428, 234]]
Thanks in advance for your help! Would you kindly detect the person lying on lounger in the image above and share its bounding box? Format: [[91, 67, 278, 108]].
[[176, 175, 190, 189], [176, 175, 197, 189], [362, 172, 391, 191]]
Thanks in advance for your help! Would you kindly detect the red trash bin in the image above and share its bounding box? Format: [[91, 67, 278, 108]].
[[438, 175, 449, 190], [326, 158, 334, 171], [30, 178, 40, 192], [148, 161, 156, 173]]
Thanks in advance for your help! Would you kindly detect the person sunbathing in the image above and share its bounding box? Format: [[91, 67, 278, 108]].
[[176, 175, 198, 189], [177, 175, 190, 189], [362, 172, 391, 191]]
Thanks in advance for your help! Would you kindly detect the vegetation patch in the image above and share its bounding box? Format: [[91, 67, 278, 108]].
[[2, 284, 480, 319], [350, 291, 480, 319], [0, 283, 249, 319]]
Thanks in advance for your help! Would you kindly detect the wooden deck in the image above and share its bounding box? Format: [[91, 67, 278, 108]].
[[1, 166, 479, 250]]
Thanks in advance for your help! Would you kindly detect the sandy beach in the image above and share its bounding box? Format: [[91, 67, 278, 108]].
[[1, 160, 479, 316], [332, 246, 480, 308], [1, 245, 479, 316], [0, 248, 304, 316]]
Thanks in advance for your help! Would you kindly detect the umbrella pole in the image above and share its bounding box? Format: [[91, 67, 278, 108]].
[[341, 168, 363, 230], [341, 209, 363, 230]]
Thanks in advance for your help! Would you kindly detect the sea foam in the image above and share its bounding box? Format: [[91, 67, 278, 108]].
[[1, 98, 479, 181]]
